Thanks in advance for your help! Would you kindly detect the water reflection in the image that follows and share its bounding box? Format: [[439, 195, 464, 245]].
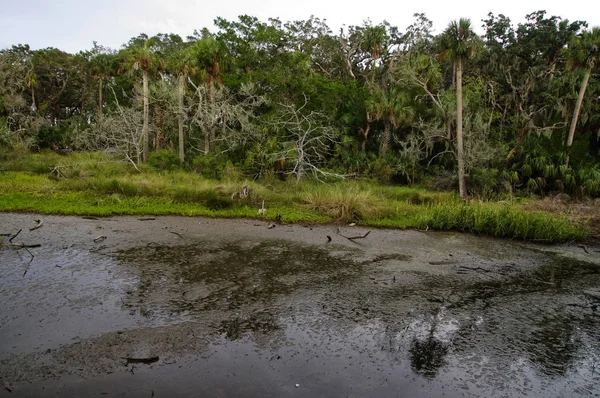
[[113, 237, 600, 393]]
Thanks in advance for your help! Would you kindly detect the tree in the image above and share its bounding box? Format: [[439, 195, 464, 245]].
[[89, 51, 113, 121], [565, 27, 600, 166], [191, 37, 224, 154], [271, 97, 342, 181], [441, 18, 477, 199], [167, 46, 195, 163], [367, 85, 414, 156], [121, 35, 163, 162]]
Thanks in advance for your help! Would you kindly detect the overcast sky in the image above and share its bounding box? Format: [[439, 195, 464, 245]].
[[2, 0, 599, 53]]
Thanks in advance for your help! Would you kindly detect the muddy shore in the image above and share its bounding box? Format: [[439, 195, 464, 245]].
[[1, 213, 599, 397]]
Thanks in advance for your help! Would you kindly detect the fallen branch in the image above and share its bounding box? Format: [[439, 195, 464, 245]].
[[9, 229, 21, 243], [429, 260, 459, 266], [125, 152, 141, 172], [169, 231, 183, 238], [30, 219, 44, 231], [338, 230, 371, 241], [0, 243, 41, 248], [122, 356, 159, 365], [93, 235, 107, 243]]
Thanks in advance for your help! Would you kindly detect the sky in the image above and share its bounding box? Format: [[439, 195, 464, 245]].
[[1, 0, 599, 53]]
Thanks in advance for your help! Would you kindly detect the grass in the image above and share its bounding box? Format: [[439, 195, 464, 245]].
[[0, 150, 590, 242]]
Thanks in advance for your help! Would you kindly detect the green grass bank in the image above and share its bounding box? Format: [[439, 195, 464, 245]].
[[0, 150, 588, 243]]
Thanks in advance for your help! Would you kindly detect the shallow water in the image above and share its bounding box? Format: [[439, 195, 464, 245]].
[[1, 215, 599, 397]]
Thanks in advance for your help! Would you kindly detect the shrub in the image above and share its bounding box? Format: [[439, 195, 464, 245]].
[[149, 150, 180, 171], [192, 154, 227, 179]]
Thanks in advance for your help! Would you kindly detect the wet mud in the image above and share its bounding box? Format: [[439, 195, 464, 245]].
[[1, 213, 599, 397]]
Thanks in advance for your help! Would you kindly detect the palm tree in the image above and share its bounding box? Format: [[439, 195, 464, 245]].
[[121, 37, 162, 162], [24, 70, 38, 112], [89, 53, 113, 121], [168, 47, 195, 164], [191, 37, 224, 154], [565, 27, 600, 167], [441, 18, 477, 199], [367, 86, 414, 156]]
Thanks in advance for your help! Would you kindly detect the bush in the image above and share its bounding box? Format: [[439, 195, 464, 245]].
[[149, 150, 180, 171], [192, 154, 228, 179]]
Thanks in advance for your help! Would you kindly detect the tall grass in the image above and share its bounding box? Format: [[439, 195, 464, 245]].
[[302, 184, 385, 222], [421, 202, 586, 242], [0, 151, 590, 242]]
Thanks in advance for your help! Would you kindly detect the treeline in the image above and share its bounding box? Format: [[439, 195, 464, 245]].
[[1, 12, 599, 197]]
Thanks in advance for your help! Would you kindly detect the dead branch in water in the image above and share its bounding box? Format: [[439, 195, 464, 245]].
[[9, 229, 21, 243], [2, 229, 39, 272], [122, 356, 159, 365], [0, 243, 41, 248], [30, 219, 44, 231], [338, 230, 371, 241]]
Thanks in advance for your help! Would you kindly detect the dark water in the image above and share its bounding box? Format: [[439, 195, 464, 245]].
[[1, 236, 600, 397]]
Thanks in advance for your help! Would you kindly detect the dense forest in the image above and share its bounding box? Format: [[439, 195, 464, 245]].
[[1, 11, 599, 199]]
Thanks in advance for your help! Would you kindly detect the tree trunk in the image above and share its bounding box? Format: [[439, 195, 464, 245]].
[[504, 124, 528, 169], [360, 122, 370, 152], [142, 69, 149, 162], [379, 124, 391, 156], [456, 58, 467, 199], [155, 107, 163, 151], [565, 66, 592, 167], [178, 73, 185, 164], [98, 78, 103, 121], [206, 73, 215, 154], [31, 86, 36, 112]]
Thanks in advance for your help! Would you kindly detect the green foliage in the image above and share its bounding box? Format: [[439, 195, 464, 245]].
[[421, 203, 585, 242], [302, 184, 385, 222], [192, 154, 229, 179], [173, 187, 233, 209], [149, 150, 180, 171], [1, 12, 600, 207], [0, 151, 592, 242]]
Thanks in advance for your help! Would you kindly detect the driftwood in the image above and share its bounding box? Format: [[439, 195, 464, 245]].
[[1, 230, 39, 274], [579, 245, 590, 254], [0, 243, 41, 248], [9, 229, 21, 242], [122, 356, 159, 365], [429, 260, 459, 266], [338, 230, 371, 241], [93, 235, 107, 243], [169, 231, 183, 238], [30, 219, 44, 231]]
